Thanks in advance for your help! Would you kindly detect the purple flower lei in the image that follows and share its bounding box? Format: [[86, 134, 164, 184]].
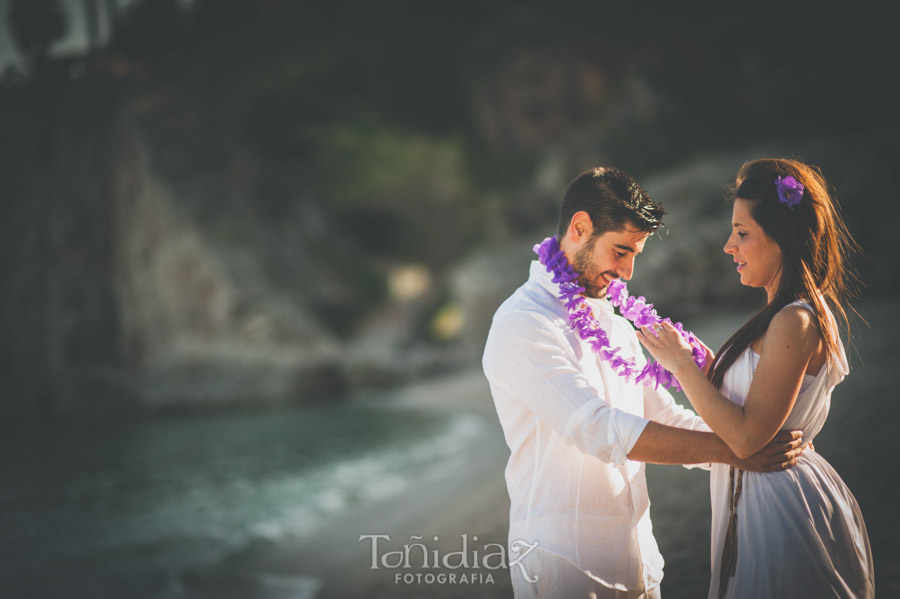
[[534, 236, 706, 391], [775, 175, 804, 209]]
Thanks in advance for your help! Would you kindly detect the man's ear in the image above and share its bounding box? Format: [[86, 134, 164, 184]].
[[567, 211, 593, 243]]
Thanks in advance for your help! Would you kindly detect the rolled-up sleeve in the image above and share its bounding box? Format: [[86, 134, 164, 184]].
[[483, 309, 649, 465], [642, 384, 710, 432], [642, 379, 713, 469]]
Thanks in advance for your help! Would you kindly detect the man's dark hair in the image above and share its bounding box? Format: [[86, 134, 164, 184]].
[[556, 167, 665, 239]]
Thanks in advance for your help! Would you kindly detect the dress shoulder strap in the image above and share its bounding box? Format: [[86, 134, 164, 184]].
[[784, 299, 814, 313]]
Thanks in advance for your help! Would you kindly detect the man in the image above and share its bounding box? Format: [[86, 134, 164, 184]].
[[482, 167, 804, 599]]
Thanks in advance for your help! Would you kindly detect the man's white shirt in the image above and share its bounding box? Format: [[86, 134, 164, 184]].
[[483, 260, 710, 596]]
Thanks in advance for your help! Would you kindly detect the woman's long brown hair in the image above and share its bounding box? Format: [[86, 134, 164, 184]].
[[708, 158, 863, 390]]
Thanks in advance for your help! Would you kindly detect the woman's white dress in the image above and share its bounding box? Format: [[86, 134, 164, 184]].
[[708, 303, 875, 599]]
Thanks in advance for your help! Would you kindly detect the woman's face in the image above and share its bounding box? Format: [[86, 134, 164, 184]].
[[723, 198, 783, 302]]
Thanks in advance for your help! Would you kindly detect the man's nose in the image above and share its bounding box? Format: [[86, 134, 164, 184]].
[[618, 257, 635, 280]]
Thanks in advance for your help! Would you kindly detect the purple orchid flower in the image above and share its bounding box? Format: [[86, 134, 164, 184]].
[[775, 176, 804, 209]]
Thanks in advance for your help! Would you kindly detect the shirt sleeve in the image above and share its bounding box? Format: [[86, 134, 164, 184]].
[[642, 382, 713, 470], [483, 308, 649, 466], [642, 384, 710, 431]]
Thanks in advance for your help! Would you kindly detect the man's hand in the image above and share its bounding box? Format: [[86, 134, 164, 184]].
[[732, 430, 805, 472]]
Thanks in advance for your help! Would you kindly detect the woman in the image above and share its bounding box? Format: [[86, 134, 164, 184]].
[[637, 158, 874, 598]]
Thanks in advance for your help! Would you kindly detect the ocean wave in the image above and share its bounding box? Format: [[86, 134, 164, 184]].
[[246, 412, 485, 543]]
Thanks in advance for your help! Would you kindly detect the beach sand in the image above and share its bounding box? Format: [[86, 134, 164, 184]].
[[180, 297, 899, 599]]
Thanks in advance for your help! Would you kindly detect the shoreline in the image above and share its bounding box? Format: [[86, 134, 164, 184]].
[[178, 368, 515, 599]]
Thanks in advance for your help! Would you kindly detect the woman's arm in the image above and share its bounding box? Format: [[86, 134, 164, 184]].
[[638, 306, 822, 459]]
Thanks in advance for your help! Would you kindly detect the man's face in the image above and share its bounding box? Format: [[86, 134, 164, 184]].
[[571, 228, 649, 298]]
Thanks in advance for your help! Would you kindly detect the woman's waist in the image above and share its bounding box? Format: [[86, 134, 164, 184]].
[[710, 449, 847, 503]]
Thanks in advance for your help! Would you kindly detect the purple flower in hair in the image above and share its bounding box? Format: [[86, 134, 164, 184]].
[[775, 176, 804, 209]]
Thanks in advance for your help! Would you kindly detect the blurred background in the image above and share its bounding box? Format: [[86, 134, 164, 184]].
[[1, 1, 898, 598]]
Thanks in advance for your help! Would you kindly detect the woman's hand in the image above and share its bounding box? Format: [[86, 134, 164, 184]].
[[637, 321, 698, 375]]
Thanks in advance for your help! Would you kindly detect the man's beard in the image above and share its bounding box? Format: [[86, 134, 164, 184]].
[[571, 237, 613, 299]]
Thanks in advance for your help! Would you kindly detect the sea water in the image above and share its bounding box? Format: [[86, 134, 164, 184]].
[[0, 394, 486, 599]]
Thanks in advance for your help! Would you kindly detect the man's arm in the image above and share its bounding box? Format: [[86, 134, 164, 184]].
[[484, 309, 650, 466], [484, 309, 802, 472], [627, 421, 805, 472], [642, 378, 710, 432]]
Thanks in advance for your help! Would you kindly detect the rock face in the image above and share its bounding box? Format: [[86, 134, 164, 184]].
[[0, 74, 476, 420], [450, 239, 538, 363], [0, 74, 130, 420], [0, 71, 347, 420], [112, 123, 343, 408], [627, 154, 760, 315]]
